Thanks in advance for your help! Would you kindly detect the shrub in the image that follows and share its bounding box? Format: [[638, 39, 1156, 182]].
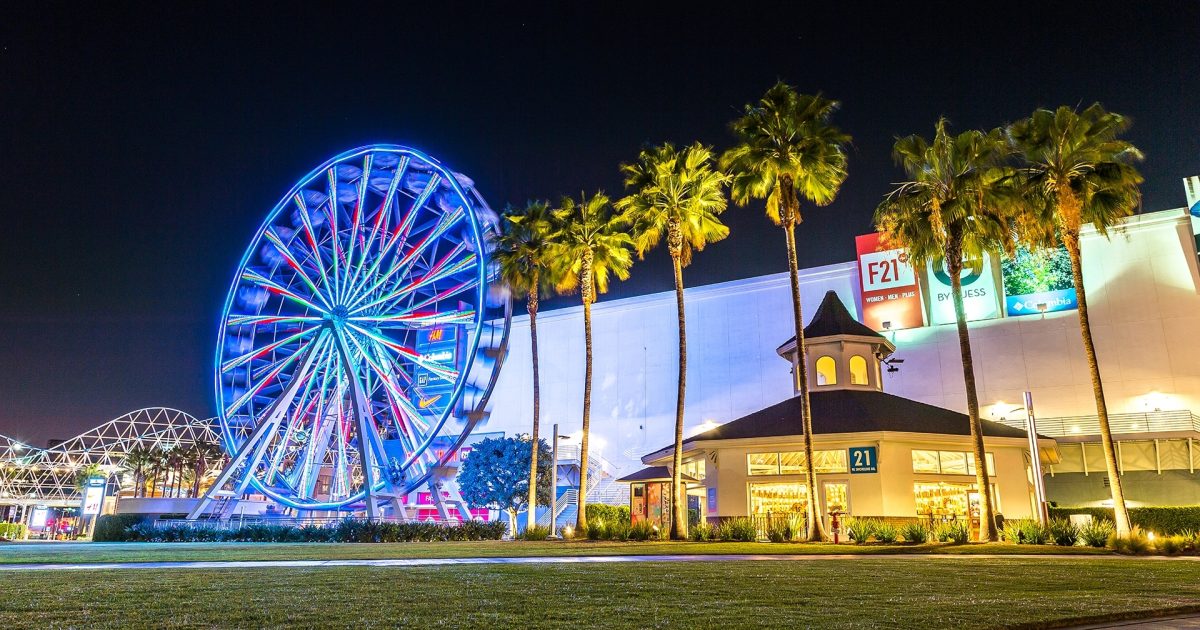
[[585, 504, 631, 527], [942, 521, 970, 544], [1158, 535, 1186, 556], [628, 520, 657, 541], [1108, 531, 1151, 555], [1079, 519, 1114, 548], [521, 525, 551, 541], [1049, 507, 1200, 536], [1001, 520, 1025, 544], [1048, 518, 1078, 546], [689, 522, 714, 542], [93, 514, 149, 542], [585, 520, 608, 540], [873, 522, 898, 544], [901, 522, 929, 544], [766, 520, 792, 543], [846, 518, 876, 545], [1178, 530, 1200, 555], [715, 517, 757, 542], [1019, 520, 1050, 545], [109, 518, 506, 543], [0, 522, 28, 540]]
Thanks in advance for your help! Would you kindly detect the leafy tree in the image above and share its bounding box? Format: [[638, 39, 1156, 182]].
[[457, 436, 553, 536], [875, 118, 1018, 541], [493, 200, 564, 531], [551, 192, 634, 533], [616, 142, 728, 540], [720, 83, 850, 541], [1009, 104, 1144, 535]]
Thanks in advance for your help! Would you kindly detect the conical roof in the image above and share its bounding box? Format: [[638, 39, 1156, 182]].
[[778, 291, 886, 352]]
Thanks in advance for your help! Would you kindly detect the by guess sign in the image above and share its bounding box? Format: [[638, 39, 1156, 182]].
[[855, 233, 925, 331]]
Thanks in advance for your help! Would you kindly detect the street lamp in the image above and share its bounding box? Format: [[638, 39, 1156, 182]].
[[549, 424, 571, 537], [995, 392, 1050, 525]]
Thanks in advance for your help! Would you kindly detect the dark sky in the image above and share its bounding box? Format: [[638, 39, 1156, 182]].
[[2, 2, 1198, 445]]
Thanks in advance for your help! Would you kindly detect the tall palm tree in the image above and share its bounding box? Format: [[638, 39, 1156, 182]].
[[148, 446, 167, 498], [720, 83, 850, 541], [616, 142, 729, 540], [1008, 104, 1144, 535], [552, 191, 634, 534], [122, 444, 153, 497], [189, 442, 225, 498], [493, 200, 563, 531], [875, 119, 1017, 541]]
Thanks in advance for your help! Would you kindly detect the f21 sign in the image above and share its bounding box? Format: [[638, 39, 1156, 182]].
[[855, 233, 925, 331]]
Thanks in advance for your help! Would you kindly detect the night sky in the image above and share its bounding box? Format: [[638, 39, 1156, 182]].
[[2, 2, 1198, 445]]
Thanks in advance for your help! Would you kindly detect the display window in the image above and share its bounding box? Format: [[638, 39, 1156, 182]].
[[749, 482, 808, 515]]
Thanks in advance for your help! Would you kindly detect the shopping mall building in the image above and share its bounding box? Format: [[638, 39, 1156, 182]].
[[484, 198, 1200, 526]]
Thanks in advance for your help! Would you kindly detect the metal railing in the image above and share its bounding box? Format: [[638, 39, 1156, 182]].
[[995, 410, 1200, 438]]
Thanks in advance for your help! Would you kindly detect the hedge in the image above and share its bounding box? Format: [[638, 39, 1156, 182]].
[[1050, 506, 1200, 535], [584, 503, 630, 525], [93, 517, 507, 543], [93, 514, 150, 542], [0, 522, 28, 540]]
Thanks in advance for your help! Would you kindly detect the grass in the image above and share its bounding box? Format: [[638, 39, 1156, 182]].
[[0, 558, 1196, 628], [0, 539, 1111, 565]]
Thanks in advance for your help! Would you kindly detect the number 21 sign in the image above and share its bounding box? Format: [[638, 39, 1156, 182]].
[[849, 446, 878, 473]]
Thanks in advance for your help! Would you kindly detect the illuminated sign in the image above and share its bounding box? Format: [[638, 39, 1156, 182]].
[[924, 252, 1002, 326], [30, 507, 48, 528], [855, 233, 924, 331], [849, 446, 878, 473], [82, 486, 105, 515], [1000, 246, 1077, 317]]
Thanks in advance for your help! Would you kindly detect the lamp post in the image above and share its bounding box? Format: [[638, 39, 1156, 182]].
[[1023, 391, 1050, 524]]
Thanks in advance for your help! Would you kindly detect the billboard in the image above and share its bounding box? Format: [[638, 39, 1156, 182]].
[[1000, 246, 1077, 316], [924, 252, 1003, 326], [855, 233, 924, 331]]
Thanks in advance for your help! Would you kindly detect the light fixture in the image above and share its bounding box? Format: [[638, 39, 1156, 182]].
[[881, 321, 892, 331]]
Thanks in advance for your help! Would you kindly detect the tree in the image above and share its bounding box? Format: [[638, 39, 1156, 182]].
[[458, 436, 553, 536], [493, 200, 564, 531], [720, 83, 850, 541], [1008, 104, 1145, 535], [73, 463, 105, 492], [875, 118, 1017, 541], [188, 442, 225, 498], [551, 192, 634, 534], [122, 444, 154, 497], [616, 142, 729, 540]]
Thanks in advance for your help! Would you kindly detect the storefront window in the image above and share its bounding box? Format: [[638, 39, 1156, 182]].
[[914, 481, 971, 518], [912, 449, 996, 476], [912, 450, 940, 473], [750, 482, 808, 514], [680, 458, 706, 481], [823, 482, 848, 513], [748, 452, 778, 475], [779, 451, 806, 475], [814, 450, 848, 473]]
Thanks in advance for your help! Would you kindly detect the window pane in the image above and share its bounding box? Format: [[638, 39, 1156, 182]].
[[940, 451, 968, 475], [912, 450, 940, 473], [814, 450, 847, 474], [986, 453, 996, 476], [750, 482, 808, 515], [849, 355, 868, 385], [779, 451, 807, 475], [816, 356, 837, 386], [748, 452, 778, 475]]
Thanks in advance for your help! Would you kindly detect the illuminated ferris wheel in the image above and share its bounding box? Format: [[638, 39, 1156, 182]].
[[190, 145, 509, 518]]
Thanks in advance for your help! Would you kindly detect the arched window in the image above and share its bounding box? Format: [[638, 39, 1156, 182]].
[[815, 356, 837, 386], [849, 355, 869, 385]]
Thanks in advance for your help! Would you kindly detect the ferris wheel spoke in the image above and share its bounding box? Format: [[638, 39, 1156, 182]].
[[350, 308, 475, 329], [377, 278, 480, 322], [321, 168, 347, 303], [345, 323, 458, 382], [225, 332, 328, 417], [349, 244, 472, 316], [279, 350, 336, 490], [262, 228, 334, 311], [227, 314, 323, 327], [264, 348, 331, 486], [356, 156, 409, 273], [344, 204, 463, 312], [220, 326, 321, 373], [242, 268, 329, 315], [340, 155, 373, 302], [293, 192, 333, 298]]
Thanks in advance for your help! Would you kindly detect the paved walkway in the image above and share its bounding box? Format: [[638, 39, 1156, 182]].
[[1067, 613, 1200, 629], [0, 552, 1196, 571]]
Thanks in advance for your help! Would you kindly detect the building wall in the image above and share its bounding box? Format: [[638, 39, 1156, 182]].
[[482, 208, 1200, 479]]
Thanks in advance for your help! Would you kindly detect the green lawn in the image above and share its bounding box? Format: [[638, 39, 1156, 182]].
[[0, 558, 1196, 628], [0, 539, 1112, 564]]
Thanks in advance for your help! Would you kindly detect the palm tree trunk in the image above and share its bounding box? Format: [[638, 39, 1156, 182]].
[[575, 254, 594, 535], [946, 248, 996, 541], [670, 246, 688, 541], [1063, 228, 1131, 535], [525, 282, 542, 532], [783, 217, 827, 542]]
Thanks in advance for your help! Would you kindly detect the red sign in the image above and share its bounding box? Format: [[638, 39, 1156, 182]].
[[855, 233, 924, 331]]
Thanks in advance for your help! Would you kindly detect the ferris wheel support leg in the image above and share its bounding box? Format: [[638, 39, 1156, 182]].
[[428, 480, 453, 521], [189, 337, 326, 520]]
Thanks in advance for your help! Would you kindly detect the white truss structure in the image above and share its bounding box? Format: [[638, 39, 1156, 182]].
[[0, 407, 219, 507]]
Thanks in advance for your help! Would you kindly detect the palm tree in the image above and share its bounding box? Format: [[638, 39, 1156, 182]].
[[73, 463, 105, 492], [552, 191, 634, 534], [875, 118, 1017, 541], [148, 446, 167, 498], [1008, 104, 1144, 536], [616, 142, 729, 540], [720, 83, 850, 541], [122, 444, 154, 497], [493, 200, 563, 531], [189, 442, 225, 498]]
